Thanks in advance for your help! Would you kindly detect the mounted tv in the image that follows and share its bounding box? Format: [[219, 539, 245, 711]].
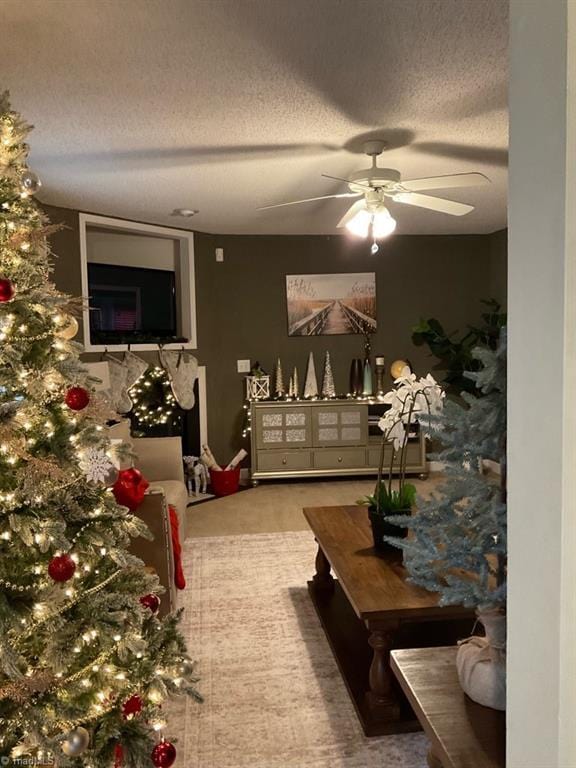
[[88, 262, 184, 345]]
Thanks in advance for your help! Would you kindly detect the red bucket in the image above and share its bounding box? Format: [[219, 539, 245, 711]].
[[209, 467, 241, 497]]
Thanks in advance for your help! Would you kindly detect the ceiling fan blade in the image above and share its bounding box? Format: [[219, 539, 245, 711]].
[[337, 199, 367, 228], [258, 192, 360, 211], [400, 172, 490, 192], [321, 173, 374, 191], [393, 192, 474, 216]]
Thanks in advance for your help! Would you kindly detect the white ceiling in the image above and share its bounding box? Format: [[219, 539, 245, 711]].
[[0, 0, 508, 235]]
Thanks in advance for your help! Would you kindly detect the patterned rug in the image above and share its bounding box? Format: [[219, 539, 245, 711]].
[[166, 531, 427, 767]]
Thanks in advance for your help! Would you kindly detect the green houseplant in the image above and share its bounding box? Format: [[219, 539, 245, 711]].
[[360, 369, 444, 552], [411, 299, 506, 395]]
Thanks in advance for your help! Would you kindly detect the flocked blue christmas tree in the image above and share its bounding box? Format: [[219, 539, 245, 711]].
[[388, 331, 507, 609]]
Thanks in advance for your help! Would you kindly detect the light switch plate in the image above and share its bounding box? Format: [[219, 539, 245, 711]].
[[237, 359, 251, 373], [215, 247, 224, 262]]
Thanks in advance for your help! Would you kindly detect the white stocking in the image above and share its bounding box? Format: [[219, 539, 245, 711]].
[[160, 350, 198, 410], [124, 351, 148, 390], [105, 355, 132, 414], [105, 352, 148, 414]]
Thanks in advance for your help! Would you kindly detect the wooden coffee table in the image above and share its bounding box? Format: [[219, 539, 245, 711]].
[[304, 505, 474, 736]]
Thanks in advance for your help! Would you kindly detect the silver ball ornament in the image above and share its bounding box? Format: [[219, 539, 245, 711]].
[[20, 170, 42, 196], [61, 726, 90, 756]]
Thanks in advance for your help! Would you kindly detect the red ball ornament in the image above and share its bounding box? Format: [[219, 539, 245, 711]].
[[65, 386, 90, 411], [48, 553, 76, 582], [139, 593, 160, 613], [122, 694, 143, 719], [0, 278, 14, 303], [112, 467, 149, 511], [151, 740, 176, 768]]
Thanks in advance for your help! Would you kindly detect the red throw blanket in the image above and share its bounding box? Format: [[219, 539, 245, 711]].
[[168, 505, 186, 590]]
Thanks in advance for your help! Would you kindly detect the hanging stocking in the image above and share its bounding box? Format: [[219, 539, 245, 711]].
[[105, 355, 132, 414], [106, 352, 148, 414], [160, 350, 199, 410], [124, 350, 148, 390]]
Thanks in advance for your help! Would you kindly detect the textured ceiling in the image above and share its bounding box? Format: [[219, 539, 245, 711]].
[[0, 0, 508, 235]]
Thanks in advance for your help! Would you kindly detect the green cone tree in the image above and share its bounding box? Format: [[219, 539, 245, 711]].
[[388, 332, 507, 609], [0, 93, 199, 766]]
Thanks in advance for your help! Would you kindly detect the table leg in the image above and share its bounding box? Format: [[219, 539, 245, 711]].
[[427, 746, 443, 768], [365, 622, 401, 721], [312, 542, 335, 593]]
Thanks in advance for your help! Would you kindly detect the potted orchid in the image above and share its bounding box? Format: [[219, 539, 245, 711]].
[[360, 367, 444, 552]]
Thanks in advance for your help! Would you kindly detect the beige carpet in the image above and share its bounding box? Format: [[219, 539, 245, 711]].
[[167, 529, 427, 768], [186, 476, 442, 537]]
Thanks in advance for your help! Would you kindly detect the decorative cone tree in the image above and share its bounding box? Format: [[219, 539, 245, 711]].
[[303, 352, 318, 398], [0, 92, 200, 766], [321, 351, 336, 398], [273, 358, 285, 399]]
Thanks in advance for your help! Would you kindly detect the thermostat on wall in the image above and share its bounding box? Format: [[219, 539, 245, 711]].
[[237, 359, 251, 373]]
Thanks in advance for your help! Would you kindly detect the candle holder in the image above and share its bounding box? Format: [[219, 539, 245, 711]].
[[375, 356, 386, 396]]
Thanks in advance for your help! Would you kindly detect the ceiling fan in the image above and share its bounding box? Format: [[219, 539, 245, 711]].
[[258, 140, 490, 243]]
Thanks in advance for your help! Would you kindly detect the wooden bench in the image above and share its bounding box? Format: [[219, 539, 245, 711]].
[[390, 647, 505, 767]]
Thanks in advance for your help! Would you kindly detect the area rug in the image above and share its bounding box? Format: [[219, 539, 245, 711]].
[[166, 530, 428, 768]]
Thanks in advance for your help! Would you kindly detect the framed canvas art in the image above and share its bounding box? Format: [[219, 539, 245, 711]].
[[286, 272, 377, 336]]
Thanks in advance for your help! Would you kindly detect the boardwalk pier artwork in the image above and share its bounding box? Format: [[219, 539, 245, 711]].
[[286, 273, 377, 336]]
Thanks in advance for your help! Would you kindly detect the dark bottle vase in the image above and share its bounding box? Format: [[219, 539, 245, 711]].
[[349, 358, 363, 396]]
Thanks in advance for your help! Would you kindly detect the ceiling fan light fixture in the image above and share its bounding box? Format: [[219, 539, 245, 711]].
[[372, 206, 397, 239], [345, 205, 396, 240], [345, 208, 372, 238]]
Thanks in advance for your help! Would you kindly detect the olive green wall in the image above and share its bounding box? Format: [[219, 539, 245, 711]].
[[488, 228, 508, 307], [43, 203, 507, 463]]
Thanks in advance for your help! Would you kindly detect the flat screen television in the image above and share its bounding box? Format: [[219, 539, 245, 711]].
[[88, 262, 184, 345]]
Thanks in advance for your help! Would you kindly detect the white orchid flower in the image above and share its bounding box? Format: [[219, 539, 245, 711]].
[[388, 420, 406, 452], [379, 370, 445, 438]]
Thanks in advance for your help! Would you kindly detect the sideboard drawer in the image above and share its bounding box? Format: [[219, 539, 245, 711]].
[[367, 441, 423, 468], [257, 450, 312, 472], [313, 448, 366, 470]]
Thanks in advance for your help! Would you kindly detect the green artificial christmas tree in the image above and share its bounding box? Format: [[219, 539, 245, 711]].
[[388, 331, 507, 610], [0, 93, 199, 766]]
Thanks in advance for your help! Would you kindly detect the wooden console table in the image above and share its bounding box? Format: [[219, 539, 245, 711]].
[[250, 400, 426, 484], [390, 647, 505, 768], [304, 505, 474, 736]]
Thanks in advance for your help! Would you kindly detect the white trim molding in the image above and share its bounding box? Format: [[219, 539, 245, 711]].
[[197, 366, 208, 449], [78, 213, 197, 352]]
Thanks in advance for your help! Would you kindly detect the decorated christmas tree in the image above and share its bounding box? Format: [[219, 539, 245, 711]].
[[0, 93, 199, 766], [388, 332, 507, 609]]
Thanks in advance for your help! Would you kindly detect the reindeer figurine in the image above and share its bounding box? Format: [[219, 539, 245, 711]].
[[183, 455, 209, 496]]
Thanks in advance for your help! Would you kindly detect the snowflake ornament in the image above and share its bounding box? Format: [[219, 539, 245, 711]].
[[79, 448, 115, 485]]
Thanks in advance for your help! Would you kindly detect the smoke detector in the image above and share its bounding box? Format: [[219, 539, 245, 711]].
[[171, 208, 199, 217]]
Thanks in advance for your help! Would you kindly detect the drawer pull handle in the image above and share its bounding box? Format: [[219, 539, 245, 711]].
[[282, 458, 287, 465], [338, 456, 343, 463]]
